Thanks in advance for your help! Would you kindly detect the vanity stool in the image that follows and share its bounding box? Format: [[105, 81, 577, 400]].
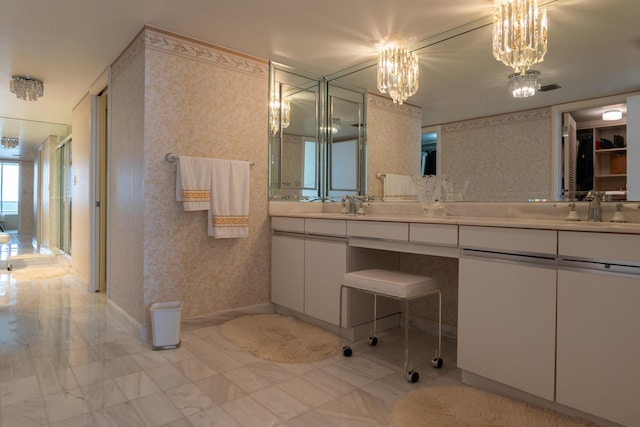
[[339, 269, 443, 383]]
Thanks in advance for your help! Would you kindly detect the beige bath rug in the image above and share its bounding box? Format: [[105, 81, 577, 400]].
[[390, 385, 597, 427], [11, 266, 69, 281], [220, 314, 339, 363]]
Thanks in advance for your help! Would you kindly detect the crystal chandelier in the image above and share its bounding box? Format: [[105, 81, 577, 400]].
[[1, 137, 19, 149], [10, 76, 44, 101], [331, 118, 341, 135], [377, 46, 419, 105], [509, 70, 541, 98], [493, 0, 547, 75], [269, 96, 290, 135]]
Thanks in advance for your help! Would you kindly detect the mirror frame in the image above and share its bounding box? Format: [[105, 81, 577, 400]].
[[269, 62, 367, 201]]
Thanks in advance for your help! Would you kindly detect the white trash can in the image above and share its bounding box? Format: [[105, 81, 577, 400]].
[[150, 301, 182, 350]]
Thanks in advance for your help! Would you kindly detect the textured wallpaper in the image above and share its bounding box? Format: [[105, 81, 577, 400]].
[[109, 27, 271, 329], [142, 28, 270, 321], [109, 33, 146, 325], [441, 108, 553, 201]]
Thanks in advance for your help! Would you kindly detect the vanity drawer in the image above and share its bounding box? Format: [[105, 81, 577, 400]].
[[559, 231, 640, 264], [347, 220, 408, 241], [459, 225, 557, 255], [271, 216, 305, 233], [305, 218, 347, 237], [410, 223, 458, 246]]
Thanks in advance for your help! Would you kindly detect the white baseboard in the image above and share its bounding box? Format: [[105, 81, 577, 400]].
[[106, 299, 147, 342], [461, 371, 620, 427]]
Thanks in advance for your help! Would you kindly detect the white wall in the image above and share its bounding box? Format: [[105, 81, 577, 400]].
[[71, 94, 92, 284], [627, 94, 640, 200]]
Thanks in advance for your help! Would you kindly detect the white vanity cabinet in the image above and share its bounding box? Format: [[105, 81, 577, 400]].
[[457, 226, 557, 400], [271, 232, 305, 313], [304, 237, 347, 325], [271, 217, 348, 326], [556, 231, 640, 427]]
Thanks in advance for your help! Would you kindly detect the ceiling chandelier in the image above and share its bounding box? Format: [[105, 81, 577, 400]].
[[492, 0, 548, 75], [377, 46, 419, 105], [10, 76, 44, 101], [1, 137, 19, 149], [269, 96, 290, 135], [509, 70, 541, 98]]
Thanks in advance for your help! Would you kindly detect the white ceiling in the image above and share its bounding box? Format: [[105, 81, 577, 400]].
[[1, 0, 639, 161]]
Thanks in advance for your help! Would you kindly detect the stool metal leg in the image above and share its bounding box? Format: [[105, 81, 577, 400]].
[[431, 290, 444, 369], [368, 294, 378, 346], [405, 299, 419, 383], [339, 284, 352, 357]]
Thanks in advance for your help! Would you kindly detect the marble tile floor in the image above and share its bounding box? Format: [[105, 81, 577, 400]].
[[0, 269, 461, 427]]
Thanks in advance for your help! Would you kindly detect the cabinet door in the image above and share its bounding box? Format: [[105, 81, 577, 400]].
[[304, 238, 347, 325], [458, 256, 557, 400], [271, 234, 304, 312], [557, 268, 640, 427]]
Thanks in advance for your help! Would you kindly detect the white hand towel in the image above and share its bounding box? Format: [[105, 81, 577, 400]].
[[208, 159, 250, 238], [176, 156, 212, 211], [383, 174, 417, 202]]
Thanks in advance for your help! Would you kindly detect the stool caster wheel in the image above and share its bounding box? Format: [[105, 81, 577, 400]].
[[407, 370, 419, 383], [368, 336, 378, 346], [432, 357, 443, 369], [342, 346, 352, 357], [7, 265, 12, 271]]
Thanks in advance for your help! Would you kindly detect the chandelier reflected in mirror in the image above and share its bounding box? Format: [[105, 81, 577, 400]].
[[1, 137, 19, 149], [493, 0, 547, 74], [509, 70, 541, 98], [323, 118, 341, 135], [377, 46, 419, 105], [10, 76, 44, 101], [269, 95, 290, 135]]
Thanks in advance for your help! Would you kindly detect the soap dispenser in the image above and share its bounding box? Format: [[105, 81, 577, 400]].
[[566, 203, 580, 221], [610, 203, 627, 223]]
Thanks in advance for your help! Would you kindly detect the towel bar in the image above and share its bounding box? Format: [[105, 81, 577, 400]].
[[165, 153, 254, 166]]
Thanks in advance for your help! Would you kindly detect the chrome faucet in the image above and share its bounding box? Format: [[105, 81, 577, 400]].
[[584, 190, 602, 222], [341, 195, 357, 215]]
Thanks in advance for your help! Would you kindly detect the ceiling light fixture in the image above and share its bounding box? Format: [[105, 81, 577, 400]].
[[269, 96, 290, 135], [509, 70, 541, 98], [377, 46, 419, 105], [10, 76, 44, 101], [1, 137, 19, 149], [602, 110, 622, 121], [493, 0, 548, 75]]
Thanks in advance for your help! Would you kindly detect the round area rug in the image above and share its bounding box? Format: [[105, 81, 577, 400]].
[[11, 266, 69, 281], [390, 385, 598, 427], [220, 313, 339, 363]]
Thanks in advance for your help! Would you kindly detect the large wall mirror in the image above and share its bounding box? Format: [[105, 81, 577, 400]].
[[326, 0, 640, 202], [327, 83, 366, 198], [269, 63, 366, 201]]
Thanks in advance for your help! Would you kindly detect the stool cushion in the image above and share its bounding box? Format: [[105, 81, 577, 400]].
[[343, 269, 438, 299], [0, 234, 10, 244]]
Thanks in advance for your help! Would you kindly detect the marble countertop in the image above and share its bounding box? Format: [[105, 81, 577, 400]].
[[269, 204, 640, 234]]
